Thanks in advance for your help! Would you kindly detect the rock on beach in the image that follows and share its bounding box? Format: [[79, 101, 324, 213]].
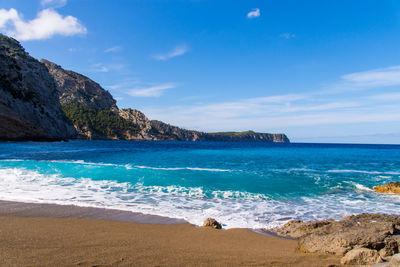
[[276, 213, 400, 265]]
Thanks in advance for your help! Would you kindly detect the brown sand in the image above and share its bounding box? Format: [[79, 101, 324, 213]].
[[0, 201, 340, 267]]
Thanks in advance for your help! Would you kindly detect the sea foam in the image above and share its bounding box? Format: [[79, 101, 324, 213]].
[[0, 167, 399, 229]]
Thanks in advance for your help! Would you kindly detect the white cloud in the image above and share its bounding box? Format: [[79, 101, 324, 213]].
[[41, 0, 67, 8], [280, 33, 295, 39], [91, 63, 109, 73], [128, 84, 176, 97], [247, 8, 260, 19], [139, 69, 400, 132], [153, 45, 189, 61], [142, 93, 400, 133], [90, 63, 126, 73], [369, 92, 400, 101], [341, 66, 400, 87], [0, 8, 87, 41], [105, 46, 122, 53]]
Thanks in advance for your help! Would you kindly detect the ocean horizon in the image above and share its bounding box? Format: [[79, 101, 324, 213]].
[[0, 140, 399, 229]]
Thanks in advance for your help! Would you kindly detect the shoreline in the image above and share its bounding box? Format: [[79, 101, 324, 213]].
[[0, 199, 187, 225], [0, 200, 341, 266], [0, 200, 288, 238]]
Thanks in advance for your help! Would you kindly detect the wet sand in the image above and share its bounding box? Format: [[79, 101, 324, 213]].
[[0, 200, 340, 266]]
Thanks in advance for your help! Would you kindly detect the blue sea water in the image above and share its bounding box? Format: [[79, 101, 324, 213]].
[[0, 140, 399, 229]]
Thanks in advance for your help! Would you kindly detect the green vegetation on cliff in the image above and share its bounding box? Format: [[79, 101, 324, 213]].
[[61, 103, 138, 138]]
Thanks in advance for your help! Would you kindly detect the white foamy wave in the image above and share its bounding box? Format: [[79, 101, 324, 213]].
[[135, 165, 231, 172], [352, 183, 373, 192], [0, 167, 399, 229], [276, 167, 400, 176], [2, 159, 232, 173], [288, 168, 318, 172], [48, 160, 133, 169], [328, 169, 400, 175]]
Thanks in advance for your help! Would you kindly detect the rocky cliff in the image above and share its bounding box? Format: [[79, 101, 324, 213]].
[[0, 34, 76, 141], [41, 59, 117, 111], [0, 34, 289, 143]]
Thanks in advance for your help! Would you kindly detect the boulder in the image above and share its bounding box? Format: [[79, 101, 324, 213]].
[[375, 182, 400, 194], [203, 218, 222, 229], [340, 248, 382, 265]]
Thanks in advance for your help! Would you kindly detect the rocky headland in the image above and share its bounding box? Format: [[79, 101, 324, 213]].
[[375, 182, 400, 194], [276, 213, 400, 265], [0, 34, 289, 142]]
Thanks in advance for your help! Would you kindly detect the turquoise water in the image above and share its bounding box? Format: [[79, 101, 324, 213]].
[[0, 140, 399, 229]]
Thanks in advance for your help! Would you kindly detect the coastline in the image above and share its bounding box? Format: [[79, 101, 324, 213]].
[[0, 200, 187, 225], [0, 200, 340, 266]]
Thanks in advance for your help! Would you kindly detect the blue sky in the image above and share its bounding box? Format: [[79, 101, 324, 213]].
[[1, 0, 400, 143]]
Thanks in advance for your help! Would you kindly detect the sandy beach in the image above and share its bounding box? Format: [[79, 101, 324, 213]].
[[0, 200, 340, 266]]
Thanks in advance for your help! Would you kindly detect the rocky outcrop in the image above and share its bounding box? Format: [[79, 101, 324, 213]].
[[0, 34, 76, 140], [149, 120, 204, 141], [118, 108, 153, 140], [276, 213, 400, 265], [41, 59, 117, 111], [202, 218, 222, 229], [276, 219, 334, 239], [375, 182, 400, 194]]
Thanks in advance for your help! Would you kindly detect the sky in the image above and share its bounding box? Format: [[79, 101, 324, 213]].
[[1, 0, 400, 144]]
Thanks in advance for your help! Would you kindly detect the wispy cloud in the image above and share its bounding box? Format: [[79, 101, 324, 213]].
[[91, 63, 109, 73], [128, 83, 176, 97], [0, 8, 86, 41], [105, 78, 142, 91], [341, 65, 400, 87], [369, 92, 400, 101], [152, 45, 189, 61], [142, 93, 399, 133], [105, 46, 122, 53], [40, 0, 67, 8], [280, 33, 295, 39], [90, 62, 127, 73], [247, 8, 260, 19]]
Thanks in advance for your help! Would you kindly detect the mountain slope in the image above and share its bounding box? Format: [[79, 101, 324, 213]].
[[0, 34, 76, 141]]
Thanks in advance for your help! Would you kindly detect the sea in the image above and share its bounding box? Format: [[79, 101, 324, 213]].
[[0, 140, 399, 229]]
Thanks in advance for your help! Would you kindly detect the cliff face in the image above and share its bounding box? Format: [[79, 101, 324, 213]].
[[41, 59, 117, 111], [0, 35, 76, 141], [0, 34, 289, 143]]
